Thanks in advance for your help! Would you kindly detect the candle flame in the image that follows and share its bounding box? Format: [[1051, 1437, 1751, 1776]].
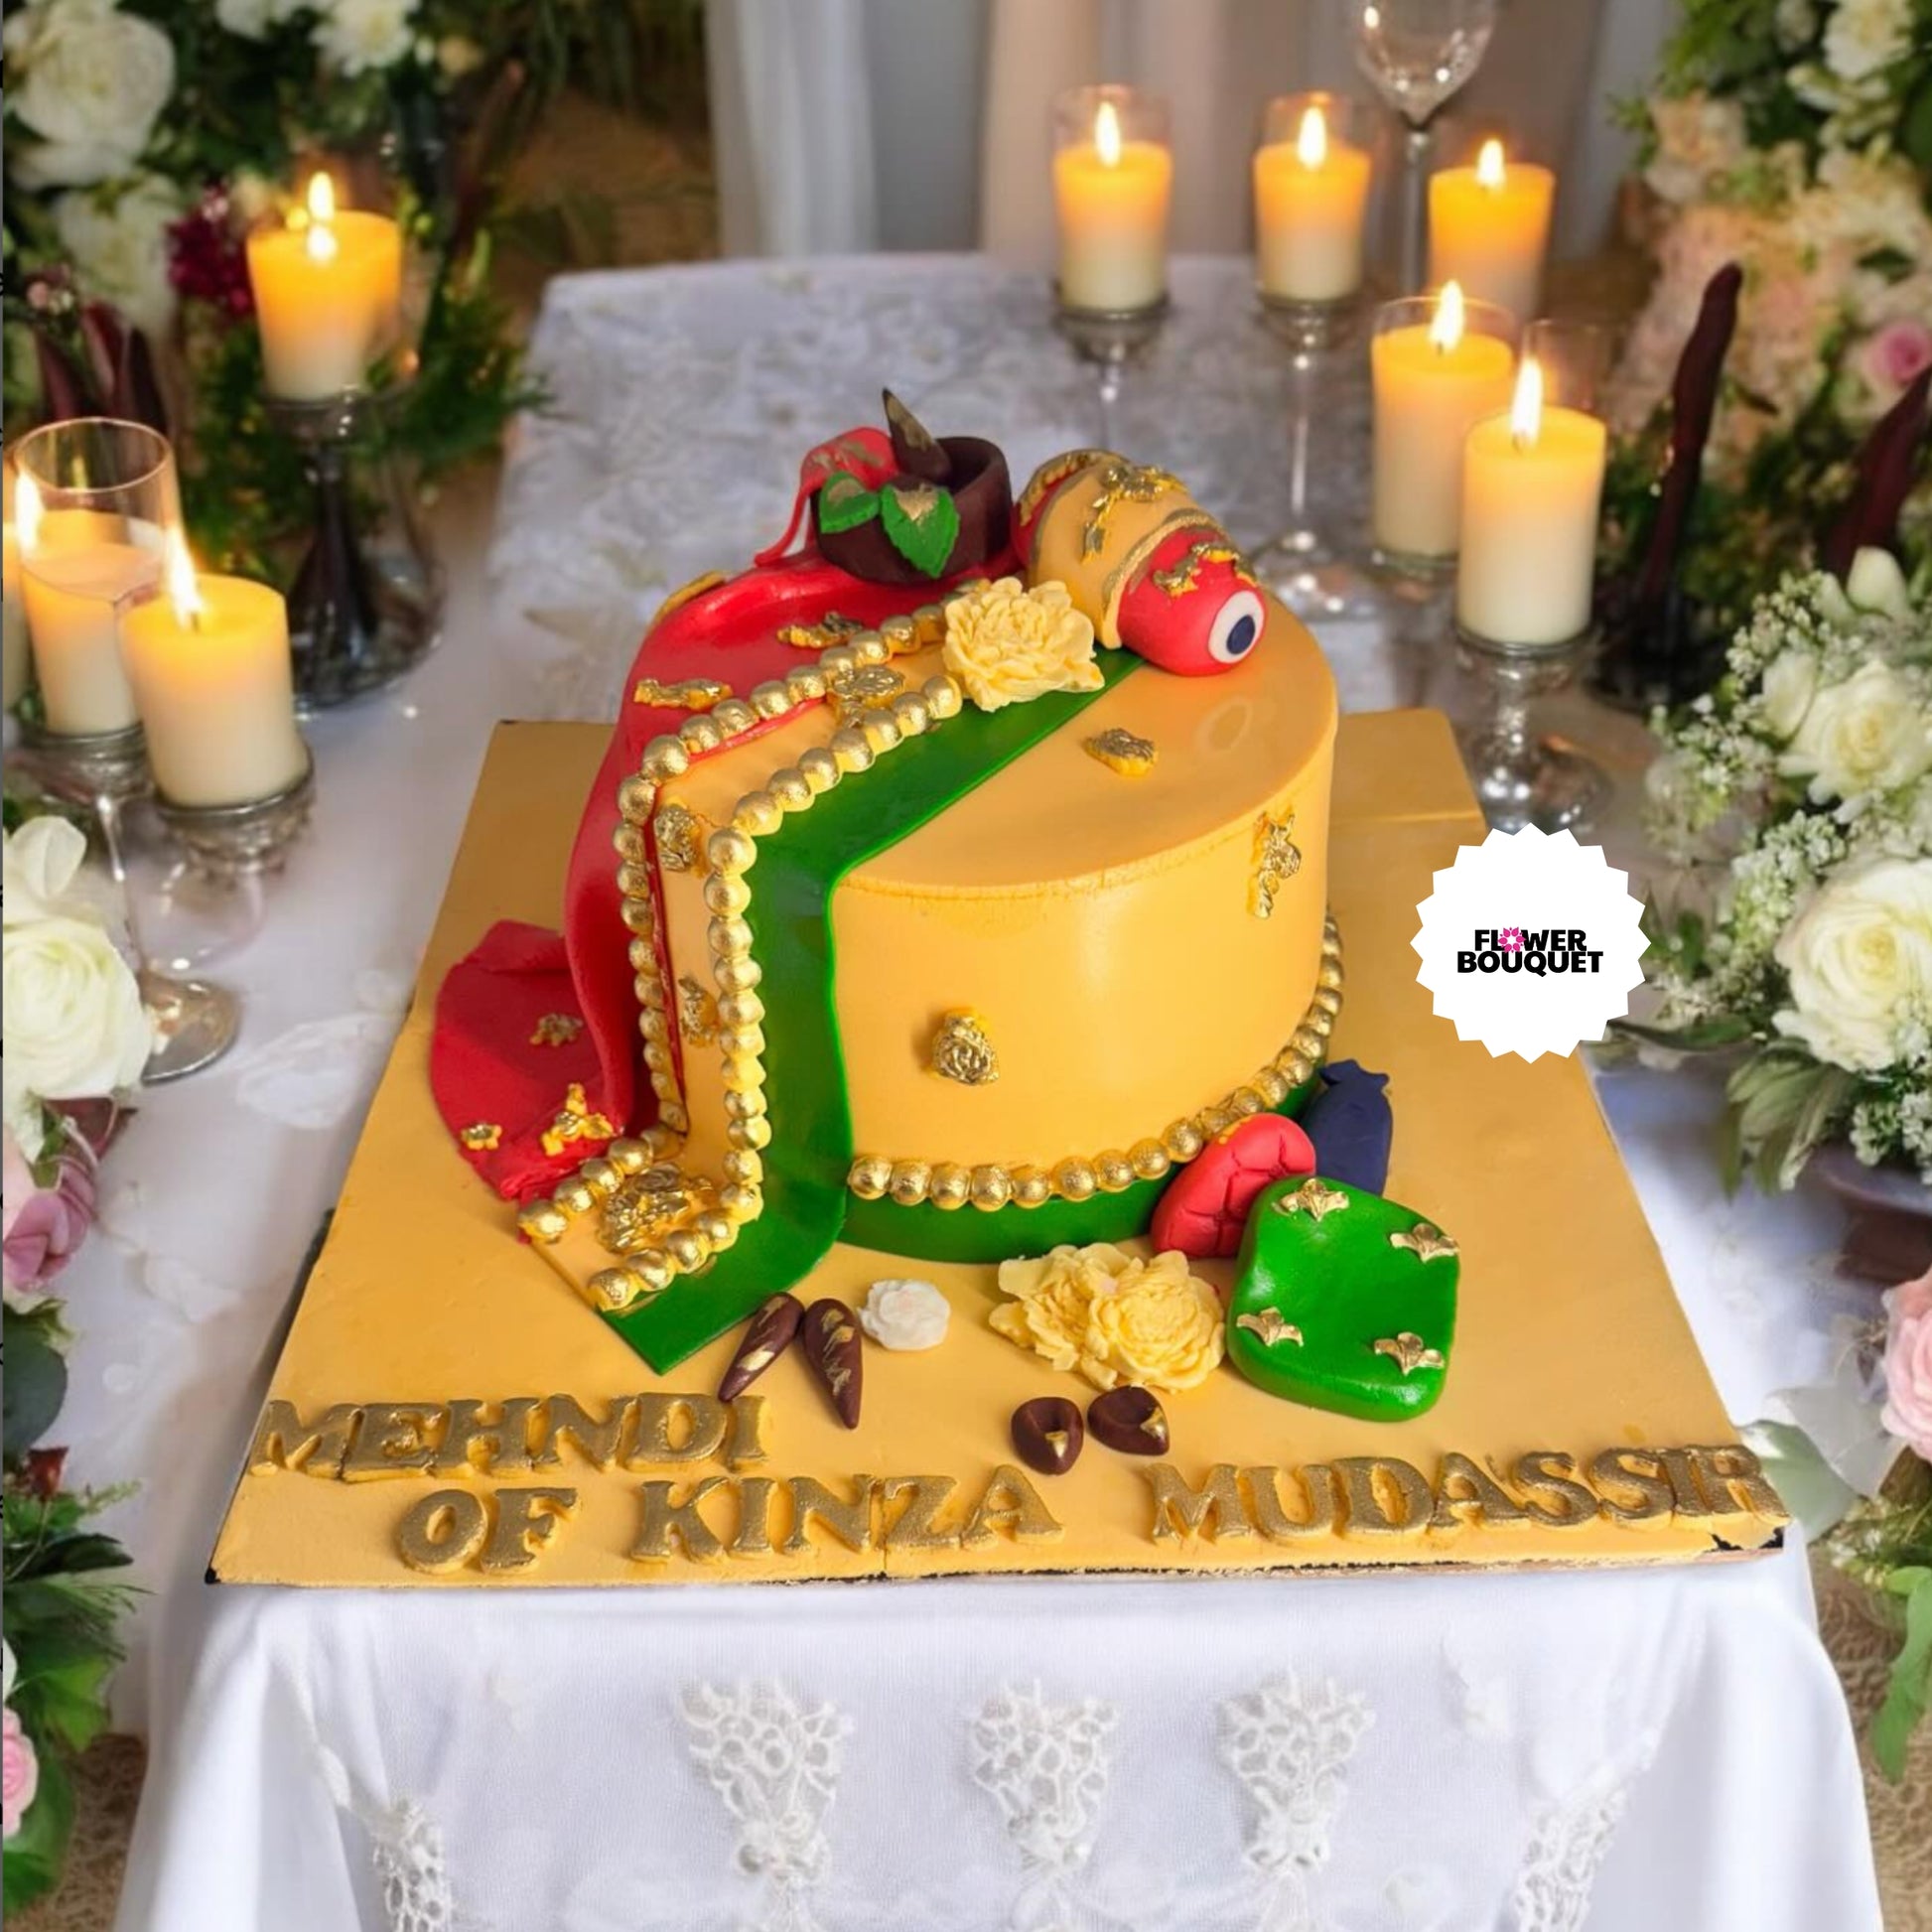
[[1297, 104, 1328, 169], [1095, 99, 1123, 168], [1511, 354, 1544, 447], [164, 527, 205, 627], [1476, 138, 1506, 189], [15, 475, 42, 555], [301, 172, 340, 263], [1430, 280, 1466, 352]]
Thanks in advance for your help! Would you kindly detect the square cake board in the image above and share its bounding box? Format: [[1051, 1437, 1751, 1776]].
[[212, 710, 1776, 1589]]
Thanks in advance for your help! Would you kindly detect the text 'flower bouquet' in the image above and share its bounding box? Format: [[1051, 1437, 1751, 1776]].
[[1641, 548, 1932, 1190]]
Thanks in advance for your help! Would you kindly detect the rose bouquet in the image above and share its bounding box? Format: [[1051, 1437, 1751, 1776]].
[[1604, 0, 1932, 639], [1640, 548, 1932, 1189], [1, 802, 148, 1908], [1752, 1265, 1932, 1776]]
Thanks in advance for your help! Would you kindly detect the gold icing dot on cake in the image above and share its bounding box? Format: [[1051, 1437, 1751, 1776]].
[[1083, 727, 1158, 776], [929, 1010, 999, 1086]]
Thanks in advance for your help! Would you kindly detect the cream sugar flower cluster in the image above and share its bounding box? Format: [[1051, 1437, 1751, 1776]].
[[1643, 550, 1932, 1185]]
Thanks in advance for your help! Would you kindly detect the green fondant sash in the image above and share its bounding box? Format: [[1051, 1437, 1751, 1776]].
[[610, 654, 1140, 1372]]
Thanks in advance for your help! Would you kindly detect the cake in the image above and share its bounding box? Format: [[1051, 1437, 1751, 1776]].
[[213, 396, 1789, 1588]]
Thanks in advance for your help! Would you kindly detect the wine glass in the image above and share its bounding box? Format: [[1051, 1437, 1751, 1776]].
[[13, 419, 242, 1083], [1250, 92, 1379, 620], [1351, 0, 1500, 295]]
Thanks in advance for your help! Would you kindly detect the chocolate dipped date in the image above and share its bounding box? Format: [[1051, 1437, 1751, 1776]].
[[717, 1292, 803, 1402], [1087, 1386, 1171, 1456], [802, 1298, 863, 1429], [1010, 1396, 1084, 1476]]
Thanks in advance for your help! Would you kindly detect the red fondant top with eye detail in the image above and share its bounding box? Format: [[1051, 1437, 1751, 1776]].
[[1149, 1114, 1317, 1262]]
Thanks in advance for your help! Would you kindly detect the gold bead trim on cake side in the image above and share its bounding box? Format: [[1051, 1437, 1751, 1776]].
[[845, 917, 1342, 1211]]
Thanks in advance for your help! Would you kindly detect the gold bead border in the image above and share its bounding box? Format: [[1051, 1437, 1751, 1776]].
[[844, 916, 1343, 1214], [519, 601, 954, 1312]]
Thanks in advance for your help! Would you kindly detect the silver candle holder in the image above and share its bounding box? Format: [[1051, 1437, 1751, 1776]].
[[1451, 621, 1608, 834], [152, 749, 317, 885], [14, 715, 241, 1082]]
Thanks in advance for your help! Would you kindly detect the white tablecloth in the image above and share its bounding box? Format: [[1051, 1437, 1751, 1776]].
[[70, 258, 1877, 1931]]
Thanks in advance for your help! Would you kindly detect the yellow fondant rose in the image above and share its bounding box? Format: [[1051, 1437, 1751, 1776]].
[[942, 577, 1103, 713], [991, 1242, 1224, 1393]]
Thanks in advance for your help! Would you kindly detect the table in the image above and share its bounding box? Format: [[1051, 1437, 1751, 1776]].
[[73, 258, 1879, 1930]]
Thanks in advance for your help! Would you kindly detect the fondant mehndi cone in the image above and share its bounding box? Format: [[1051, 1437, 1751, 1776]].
[[1228, 1176, 1458, 1421]]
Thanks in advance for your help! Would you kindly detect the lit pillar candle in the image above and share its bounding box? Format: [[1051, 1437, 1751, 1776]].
[[1371, 282, 1517, 562], [118, 533, 308, 807], [1053, 97, 1173, 312], [3, 525, 27, 712], [1428, 139, 1555, 326], [1253, 102, 1372, 303], [15, 483, 158, 736], [245, 173, 403, 400], [1457, 356, 1607, 644]]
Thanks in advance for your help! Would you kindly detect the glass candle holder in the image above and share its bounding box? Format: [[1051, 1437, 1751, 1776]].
[[13, 417, 174, 739], [1428, 132, 1556, 329], [1369, 285, 1515, 584], [1523, 316, 1622, 413], [1052, 84, 1173, 317], [1254, 92, 1373, 313]]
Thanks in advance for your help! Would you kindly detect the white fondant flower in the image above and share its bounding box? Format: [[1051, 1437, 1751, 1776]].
[[1776, 658, 1932, 802], [1773, 856, 1932, 1072], [53, 175, 182, 337], [314, 0, 418, 75], [5, 0, 175, 189], [858, 1279, 950, 1351]]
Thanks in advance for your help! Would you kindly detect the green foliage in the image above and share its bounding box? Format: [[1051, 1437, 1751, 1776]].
[[816, 471, 882, 535], [1, 1309, 69, 1461], [1872, 1566, 1932, 1780]]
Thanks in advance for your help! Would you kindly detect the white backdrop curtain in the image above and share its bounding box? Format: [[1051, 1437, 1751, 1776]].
[[704, 0, 1677, 263]]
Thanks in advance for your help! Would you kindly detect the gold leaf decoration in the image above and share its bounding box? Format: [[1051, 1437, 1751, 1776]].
[[677, 973, 719, 1045], [1083, 727, 1158, 776], [1275, 1177, 1350, 1222], [1373, 1331, 1446, 1376], [654, 803, 702, 872], [1151, 539, 1251, 598], [930, 1010, 1000, 1087], [601, 1165, 714, 1255], [459, 1122, 501, 1152], [1236, 1309, 1304, 1348], [1388, 1222, 1459, 1264], [540, 1082, 617, 1159], [1079, 460, 1185, 557], [777, 611, 866, 651], [529, 1013, 584, 1047], [1250, 808, 1304, 919], [633, 676, 732, 711], [827, 662, 906, 724]]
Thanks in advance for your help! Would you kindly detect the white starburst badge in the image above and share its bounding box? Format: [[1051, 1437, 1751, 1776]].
[[1411, 826, 1647, 1062]]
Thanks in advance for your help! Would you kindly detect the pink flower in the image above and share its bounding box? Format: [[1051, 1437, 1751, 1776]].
[[1499, 927, 1524, 951], [1, 1127, 96, 1302], [1862, 319, 1932, 397], [2, 1708, 38, 1842], [1880, 1266, 1932, 1461]]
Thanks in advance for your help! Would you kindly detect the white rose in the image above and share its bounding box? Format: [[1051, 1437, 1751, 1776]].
[[2, 911, 152, 1107], [7, 0, 174, 188], [1777, 0, 1820, 44], [1774, 856, 1932, 1070], [1777, 658, 1932, 802], [214, 0, 307, 38], [53, 176, 181, 337], [1760, 650, 1820, 743], [1823, 0, 1911, 81], [315, 0, 418, 75], [1846, 546, 1912, 621], [857, 1279, 950, 1351], [3, 817, 90, 928]]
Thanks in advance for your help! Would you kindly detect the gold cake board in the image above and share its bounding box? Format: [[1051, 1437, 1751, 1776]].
[[212, 711, 1778, 1589]]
